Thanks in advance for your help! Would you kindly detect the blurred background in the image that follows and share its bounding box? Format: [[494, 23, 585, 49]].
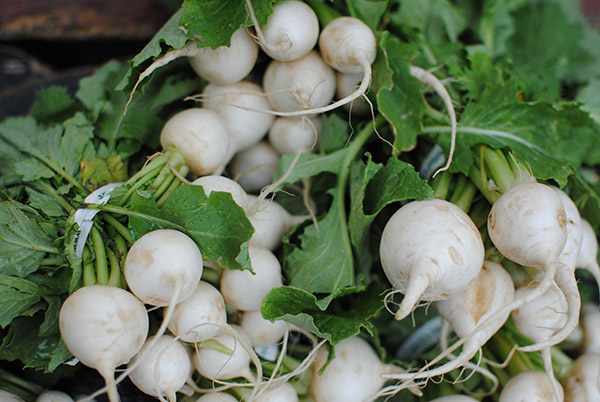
[[1, 0, 599, 119]]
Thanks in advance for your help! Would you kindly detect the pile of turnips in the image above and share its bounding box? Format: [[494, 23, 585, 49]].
[[24, 1, 597, 402]]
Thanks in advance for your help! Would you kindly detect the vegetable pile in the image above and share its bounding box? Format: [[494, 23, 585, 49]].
[[1, 0, 600, 401]]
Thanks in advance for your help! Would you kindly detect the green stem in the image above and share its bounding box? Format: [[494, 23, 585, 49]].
[[450, 175, 477, 213], [125, 154, 168, 186], [117, 164, 165, 206], [32, 181, 74, 213], [304, 0, 341, 26], [431, 171, 452, 200], [483, 147, 515, 194], [34, 154, 87, 194], [153, 171, 177, 200], [82, 247, 96, 286], [91, 226, 109, 285], [156, 165, 190, 208], [106, 247, 122, 288], [102, 214, 133, 244]]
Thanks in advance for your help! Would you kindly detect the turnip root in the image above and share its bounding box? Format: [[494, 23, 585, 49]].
[[263, 51, 336, 113], [485, 181, 567, 333], [240, 309, 288, 348], [195, 392, 238, 402], [518, 186, 582, 353], [268, 116, 320, 155], [381, 261, 514, 390], [0, 390, 24, 402], [220, 244, 283, 311], [254, 381, 299, 402], [561, 352, 600, 402], [167, 281, 227, 343], [428, 396, 480, 402], [576, 219, 600, 295], [229, 142, 280, 193], [188, 28, 258, 85], [511, 281, 568, 400], [201, 82, 275, 153], [125, 229, 203, 307], [128, 335, 192, 402], [246, 195, 305, 251], [379, 198, 485, 321], [36, 391, 74, 402], [310, 336, 409, 402], [191, 175, 250, 210], [160, 108, 233, 176], [59, 285, 149, 402], [192, 324, 256, 383], [580, 303, 600, 353], [499, 371, 564, 402], [336, 72, 371, 115], [249, 0, 319, 62]]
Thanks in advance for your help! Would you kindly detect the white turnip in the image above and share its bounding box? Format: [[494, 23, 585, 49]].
[[246, 195, 305, 251], [167, 281, 227, 343], [239, 309, 287, 348], [229, 142, 280, 193], [268, 116, 320, 155], [195, 392, 238, 402], [160, 108, 232, 176], [263, 51, 336, 113], [191, 175, 250, 210], [59, 285, 149, 402], [128, 335, 192, 402], [36, 391, 74, 402], [201, 81, 274, 152], [379, 198, 485, 320], [499, 371, 563, 402], [561, 352, 600, 402]]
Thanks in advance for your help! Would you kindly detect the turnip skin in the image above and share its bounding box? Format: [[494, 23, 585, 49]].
[[128, 335, 192, 401], [167, 281, 227, 343], [240, 309, 287, 348], [220, 245, 283, 311], [59, 285, 149, 402], [229, 142, 280, 193], [428, 396, 480, 402], [160, 108, 232, 177], [488, 181, 567, 271], [580, 303, 600, 353], [310, 336, 399, 402], [202, 82, 275, 153], [254, 381, 299, 402], [188, 28, 258, 85], [499, 371, 564, 402], [124, 229, 204, 307], [268, 116, 320, 155], [192, 324, 255, 382], [263, 51, 336, 113], [257, 0, 319, 62], [576, 219, 600, 295], [36, 391, 74, 402], [379, 198, 485, 320], [246, 195, 305, 251], [336, 72, 371, 115], [0, 390, 25, 402], [195, 392, 238, 402], [562, 352, 600, 402]]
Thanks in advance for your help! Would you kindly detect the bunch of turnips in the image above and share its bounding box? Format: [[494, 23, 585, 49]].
[[1, 0, 600, 401]]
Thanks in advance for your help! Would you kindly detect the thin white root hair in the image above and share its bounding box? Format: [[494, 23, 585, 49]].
[[244, 0, 281, 56], [541, 347, 564, 402], [408, 65, 457, 177]]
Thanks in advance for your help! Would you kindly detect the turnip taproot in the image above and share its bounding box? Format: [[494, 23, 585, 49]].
[[59, 285, 149, 402], [379, 198, 485, 320]]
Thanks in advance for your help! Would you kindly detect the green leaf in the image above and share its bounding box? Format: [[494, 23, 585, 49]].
[[261, 284, 385, 344], [180, 0, 274, 49], [15, 159, 55, 182], [29, 86, 77, 123], [0, 274, 42, 328], [126, 184, 253, 270], [0, 200, 59, 278], [375, 34, 426, 152], [0, 313, 72, 372], [318, 114, 352, 154], [348, 156, 433, 276], [131, 8, 189, 68], [346, 0, 390, 31]]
